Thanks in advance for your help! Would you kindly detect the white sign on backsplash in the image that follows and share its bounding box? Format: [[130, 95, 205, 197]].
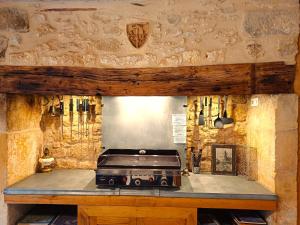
[[172, 125, 187, 137], [172, 114, 186, 125], [173, 136, 186, 144], [172, 114, 186, 144]]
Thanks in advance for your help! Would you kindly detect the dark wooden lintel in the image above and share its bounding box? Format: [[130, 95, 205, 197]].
[[40, 8, 97, 12], [0, 62, 295, 96]]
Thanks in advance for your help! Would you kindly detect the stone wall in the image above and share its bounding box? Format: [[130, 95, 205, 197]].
[[0, 0, 298, 68], [187, 96, 249, 175], [41, 95, 102, 169], [247, 94, 298, 225], [0, 94, 42, 225]]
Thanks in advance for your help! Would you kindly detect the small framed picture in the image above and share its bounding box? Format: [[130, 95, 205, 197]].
[[211, 144, 237, 176]]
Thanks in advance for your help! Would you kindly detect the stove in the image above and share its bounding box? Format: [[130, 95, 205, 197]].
[[96, 149, 181, 188]]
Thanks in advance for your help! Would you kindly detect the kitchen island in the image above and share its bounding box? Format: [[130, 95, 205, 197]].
[[4, 169, 277, 225]]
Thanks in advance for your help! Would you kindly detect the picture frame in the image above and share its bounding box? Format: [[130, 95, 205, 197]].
[[211, 144, 237, 176]]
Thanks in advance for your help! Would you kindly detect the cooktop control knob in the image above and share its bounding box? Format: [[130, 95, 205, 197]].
[[139, 149, 146, 155], [108, 178, 115, 185], [134, 179, 142, 186], [161, 179, 168, 186]]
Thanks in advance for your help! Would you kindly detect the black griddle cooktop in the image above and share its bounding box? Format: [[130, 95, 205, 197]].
[[96, 149, 181, 188]]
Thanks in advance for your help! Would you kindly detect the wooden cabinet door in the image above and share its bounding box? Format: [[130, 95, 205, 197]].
[[78, 205, 197, 225], [78, 206, 136, 225], [136, 207, 197, 225]]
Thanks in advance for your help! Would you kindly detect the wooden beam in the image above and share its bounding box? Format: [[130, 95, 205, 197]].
[[0, 62, 295, 96]]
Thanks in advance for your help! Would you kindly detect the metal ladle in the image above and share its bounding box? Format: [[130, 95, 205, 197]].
[[222, 95, 234, 124], [214, 96, 224, 128]]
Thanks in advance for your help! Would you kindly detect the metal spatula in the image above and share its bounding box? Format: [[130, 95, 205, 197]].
[[198, 97, 205, 126]]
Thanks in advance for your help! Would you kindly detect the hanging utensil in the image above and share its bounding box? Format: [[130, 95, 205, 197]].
[[193, 100, 198, 125], [79, 97, 84, 145], [204, 97, 208, 127], [69, 96, 74, 141], [59, 96, 64, 139], [222, 96, 234, 124], [214, 96, 224, 128], [198, 97, 205, 126], [76, 98, 80, 139], [208, 97, 213, 128], [90, 98, 96, 151], [49, 96, 56, 117], [84, 98, 90, 137]]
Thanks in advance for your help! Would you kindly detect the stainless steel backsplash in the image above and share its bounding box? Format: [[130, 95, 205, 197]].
[[102, 96, 187, 167]]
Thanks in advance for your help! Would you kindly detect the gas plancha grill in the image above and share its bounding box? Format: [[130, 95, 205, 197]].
[[96, 149, 181, 188]]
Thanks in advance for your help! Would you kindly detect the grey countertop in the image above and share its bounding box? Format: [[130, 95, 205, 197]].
[[4, 169, 277, 201]]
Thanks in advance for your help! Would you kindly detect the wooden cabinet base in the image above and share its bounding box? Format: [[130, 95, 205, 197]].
[[78, 205, 197, 225]]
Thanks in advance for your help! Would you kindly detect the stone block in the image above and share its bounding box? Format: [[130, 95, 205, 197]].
[[0, 36, 8, 58], [275, 171, 297, 216], [246, 43, 264, 58], [244, 10, 298, 37], [167, 14, 181, 25], [275, 94, 298, 131], [0, 134, 7, 191], [231, 96, 248, 104], [278, 38, 298, 57], [233, 104, 247, 122], [0, 192, 8, 225], [7, 130, 43, 186], [7, 95, 42, 132], [215, 29, 240, 46], [37, 23, 56, 37], [0, 8, 29, 32], [95, 39, 121, 52], [9, 34, 22, 48], [275, 129, 297, 172], [55, 158, 78, 168], [0, 94, 6, 133], [205, 49, 225, 63], [78, 160, 96, 169]]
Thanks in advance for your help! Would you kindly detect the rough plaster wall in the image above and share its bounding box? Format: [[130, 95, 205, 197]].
[[247, 94, 298, 225], [187, 96, 249, 175], [247, 95, 277, 191], [41, 95, 102, 169], [0, 0, 298, 67], [6, 95, 43, 186]]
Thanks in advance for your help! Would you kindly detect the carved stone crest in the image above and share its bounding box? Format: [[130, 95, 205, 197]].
[[126, 22, 149, 48]]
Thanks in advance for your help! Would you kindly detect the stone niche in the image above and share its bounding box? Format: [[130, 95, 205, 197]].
[[41, 95, 102, 169], [187, 94, 298, 225], [0, 93, 298, 225], [187, 96, 249, 175]]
